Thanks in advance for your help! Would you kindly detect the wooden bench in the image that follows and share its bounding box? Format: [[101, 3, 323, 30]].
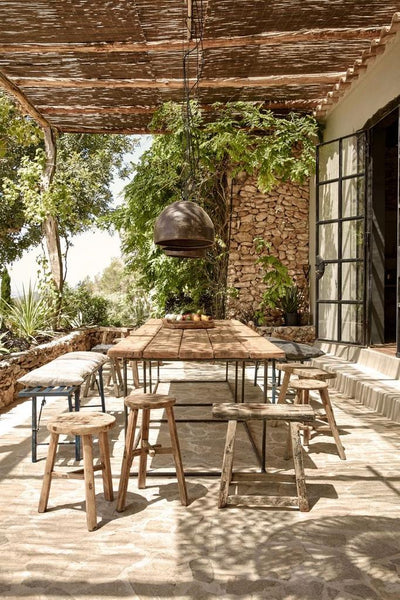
[[212, 403, 315, 511], [17, 351, 109, 462]]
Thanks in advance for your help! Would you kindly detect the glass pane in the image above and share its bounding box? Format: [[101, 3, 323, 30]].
[[318, 303, 338, 340], [342, 219, 364, 259], [319, 263, 338, 300], [319, 182, 339, 220], [319, 223, 338, 260], [318, 140, 339, 182], [342, 177, 365, 218], [342, 134, 365, 176], [341, 304, 363, 343], [342, 262, 363, 301]]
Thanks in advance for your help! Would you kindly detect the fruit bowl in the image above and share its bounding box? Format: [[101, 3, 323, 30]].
[[162, 317, 215, 329]]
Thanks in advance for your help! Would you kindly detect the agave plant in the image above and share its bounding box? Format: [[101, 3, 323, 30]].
[[3, 284, 53, 342], [0, 332, 10, 355]]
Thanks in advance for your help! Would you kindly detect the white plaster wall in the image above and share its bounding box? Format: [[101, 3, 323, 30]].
[[323, 32, 400, 140]]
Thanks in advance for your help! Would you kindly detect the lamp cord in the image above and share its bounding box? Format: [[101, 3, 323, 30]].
[[182, 0, 205, 202]]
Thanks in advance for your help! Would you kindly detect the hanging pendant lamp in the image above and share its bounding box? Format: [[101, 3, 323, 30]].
[[153, 0, 214, 258], [154, 200, 214, 250]]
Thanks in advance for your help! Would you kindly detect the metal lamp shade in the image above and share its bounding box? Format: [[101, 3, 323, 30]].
[[154, 200, 214, 249], [164, 247, 207, 258]]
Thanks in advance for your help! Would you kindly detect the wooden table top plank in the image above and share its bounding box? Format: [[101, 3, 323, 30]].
[[109, 319, 284, 360], [142, 327, 183, 359], [107, 336, 153, 359], [243, 337, 286, 360], [179, 330, 214, 359], [129, 320, 163, 336], [206, 328, 249, 359]]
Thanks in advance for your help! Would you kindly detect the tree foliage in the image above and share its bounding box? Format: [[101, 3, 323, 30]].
[[0, 91, 137, 279], [0, 93, 43, 266], [115, 101, 318, 316]]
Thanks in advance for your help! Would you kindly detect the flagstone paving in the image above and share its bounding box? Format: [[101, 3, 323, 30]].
[[1, 362, 400, 599]]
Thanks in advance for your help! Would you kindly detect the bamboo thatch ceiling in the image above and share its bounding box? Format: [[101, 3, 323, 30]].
[[0, 1, 399, 133]]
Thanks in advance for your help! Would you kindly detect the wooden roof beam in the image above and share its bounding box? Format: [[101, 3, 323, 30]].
[[0, 27, 382, 54], [14, 73, 344, 89], [41, 100, 320, 116], [0, 70, 53, 129]]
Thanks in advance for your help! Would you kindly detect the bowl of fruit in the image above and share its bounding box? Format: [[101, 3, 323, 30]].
[[163, 312, 215, 329]]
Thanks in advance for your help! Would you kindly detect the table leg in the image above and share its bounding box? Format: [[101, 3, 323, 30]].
[[98, 365, 106, 412], [241, 361, 245, 403], [74, 388, 81, 461], [32, 396, 37, 463], [234, 362, 238, 402], [123, 358, 128, 397]]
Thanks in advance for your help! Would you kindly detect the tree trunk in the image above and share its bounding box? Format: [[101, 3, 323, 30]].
[[40, 127, 63, 322]]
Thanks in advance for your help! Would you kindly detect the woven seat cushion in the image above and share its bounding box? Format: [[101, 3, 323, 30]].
[[18, 351, 108, 387], [267, 337, 325, 361]]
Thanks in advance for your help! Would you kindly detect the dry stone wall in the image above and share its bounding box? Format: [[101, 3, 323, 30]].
[[226, 173, 310, 324]]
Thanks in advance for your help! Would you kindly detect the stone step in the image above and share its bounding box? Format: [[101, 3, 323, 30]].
[[312, 345, 400, 423]]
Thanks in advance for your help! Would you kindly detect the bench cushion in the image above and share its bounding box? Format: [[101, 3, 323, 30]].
[[267, 337, 325, 361], [18, 351, 108, 387]]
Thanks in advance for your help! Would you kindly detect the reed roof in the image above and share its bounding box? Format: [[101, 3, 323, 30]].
[[0, 1, 399, 132]]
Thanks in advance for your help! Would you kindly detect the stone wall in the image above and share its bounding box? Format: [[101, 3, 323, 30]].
[[250, 324, 316, 344], [226, 173, 310, 324], [0, 326, 129, 409]]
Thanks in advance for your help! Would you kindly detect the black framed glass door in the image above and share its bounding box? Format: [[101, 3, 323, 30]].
[[316, 132, 367, 344]]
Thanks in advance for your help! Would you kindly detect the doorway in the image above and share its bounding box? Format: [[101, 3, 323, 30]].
[[369, 110, 399, 345]]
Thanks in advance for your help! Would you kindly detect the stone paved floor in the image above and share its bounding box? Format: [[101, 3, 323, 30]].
[[1, 362, 400, 600]]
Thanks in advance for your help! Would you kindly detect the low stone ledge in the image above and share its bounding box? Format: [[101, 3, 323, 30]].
[[247, 324, 316, 344], [0, 326, 129, 410]]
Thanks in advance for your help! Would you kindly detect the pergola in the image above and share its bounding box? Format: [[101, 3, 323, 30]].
[[0, 1, 400, 134]]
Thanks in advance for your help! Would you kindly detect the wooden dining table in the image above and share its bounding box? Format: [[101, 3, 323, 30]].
[[109, 318, 285, 394], [108, 318, 285, 472]]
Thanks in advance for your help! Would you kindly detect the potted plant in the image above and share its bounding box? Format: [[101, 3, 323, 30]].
[[280, 284, 302, 326]]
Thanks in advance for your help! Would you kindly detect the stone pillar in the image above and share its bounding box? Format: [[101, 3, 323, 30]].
[[226, 173, 310, 324]]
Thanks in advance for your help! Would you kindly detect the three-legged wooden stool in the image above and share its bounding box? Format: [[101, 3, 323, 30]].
[[212, 403, 315, 511], [38, 412, 116, 531], [117, 394, 188, 512], [289, 379, 346, 460]]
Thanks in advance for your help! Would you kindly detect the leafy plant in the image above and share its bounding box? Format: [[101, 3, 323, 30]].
[[280, 284, 302, 313], [3, 284, 52, 341], [115, 101, 318, 318], [254, 237, 293, 310], [0, 332, 10, 355], [61, 282, 109, 327]]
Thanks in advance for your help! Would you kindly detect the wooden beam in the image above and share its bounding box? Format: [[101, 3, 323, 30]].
[[0, 70, 52, 129], [41, 100, 319, 116], [15, 73, 343, 90], [0, 27, 382, 55], [58, 127, 159, 134]]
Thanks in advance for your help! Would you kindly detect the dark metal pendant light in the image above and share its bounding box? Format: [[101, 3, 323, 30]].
[[153, 0, 214, 258], [154, 200, 214, 249]]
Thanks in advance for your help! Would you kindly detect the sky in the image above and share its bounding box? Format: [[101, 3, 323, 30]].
[[9, 135, 153, 295]]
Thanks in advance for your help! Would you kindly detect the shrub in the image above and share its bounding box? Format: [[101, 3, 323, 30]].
[[62, 282, 109, 327]]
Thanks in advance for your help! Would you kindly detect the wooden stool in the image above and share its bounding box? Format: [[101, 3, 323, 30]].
[[276, 362, 316, 403], [117, 394, 188, 512], [38, 412, 116, 531], [293, 367, 337, 383], [212, 403, 315, 512], [289, 379, 346, 460]]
